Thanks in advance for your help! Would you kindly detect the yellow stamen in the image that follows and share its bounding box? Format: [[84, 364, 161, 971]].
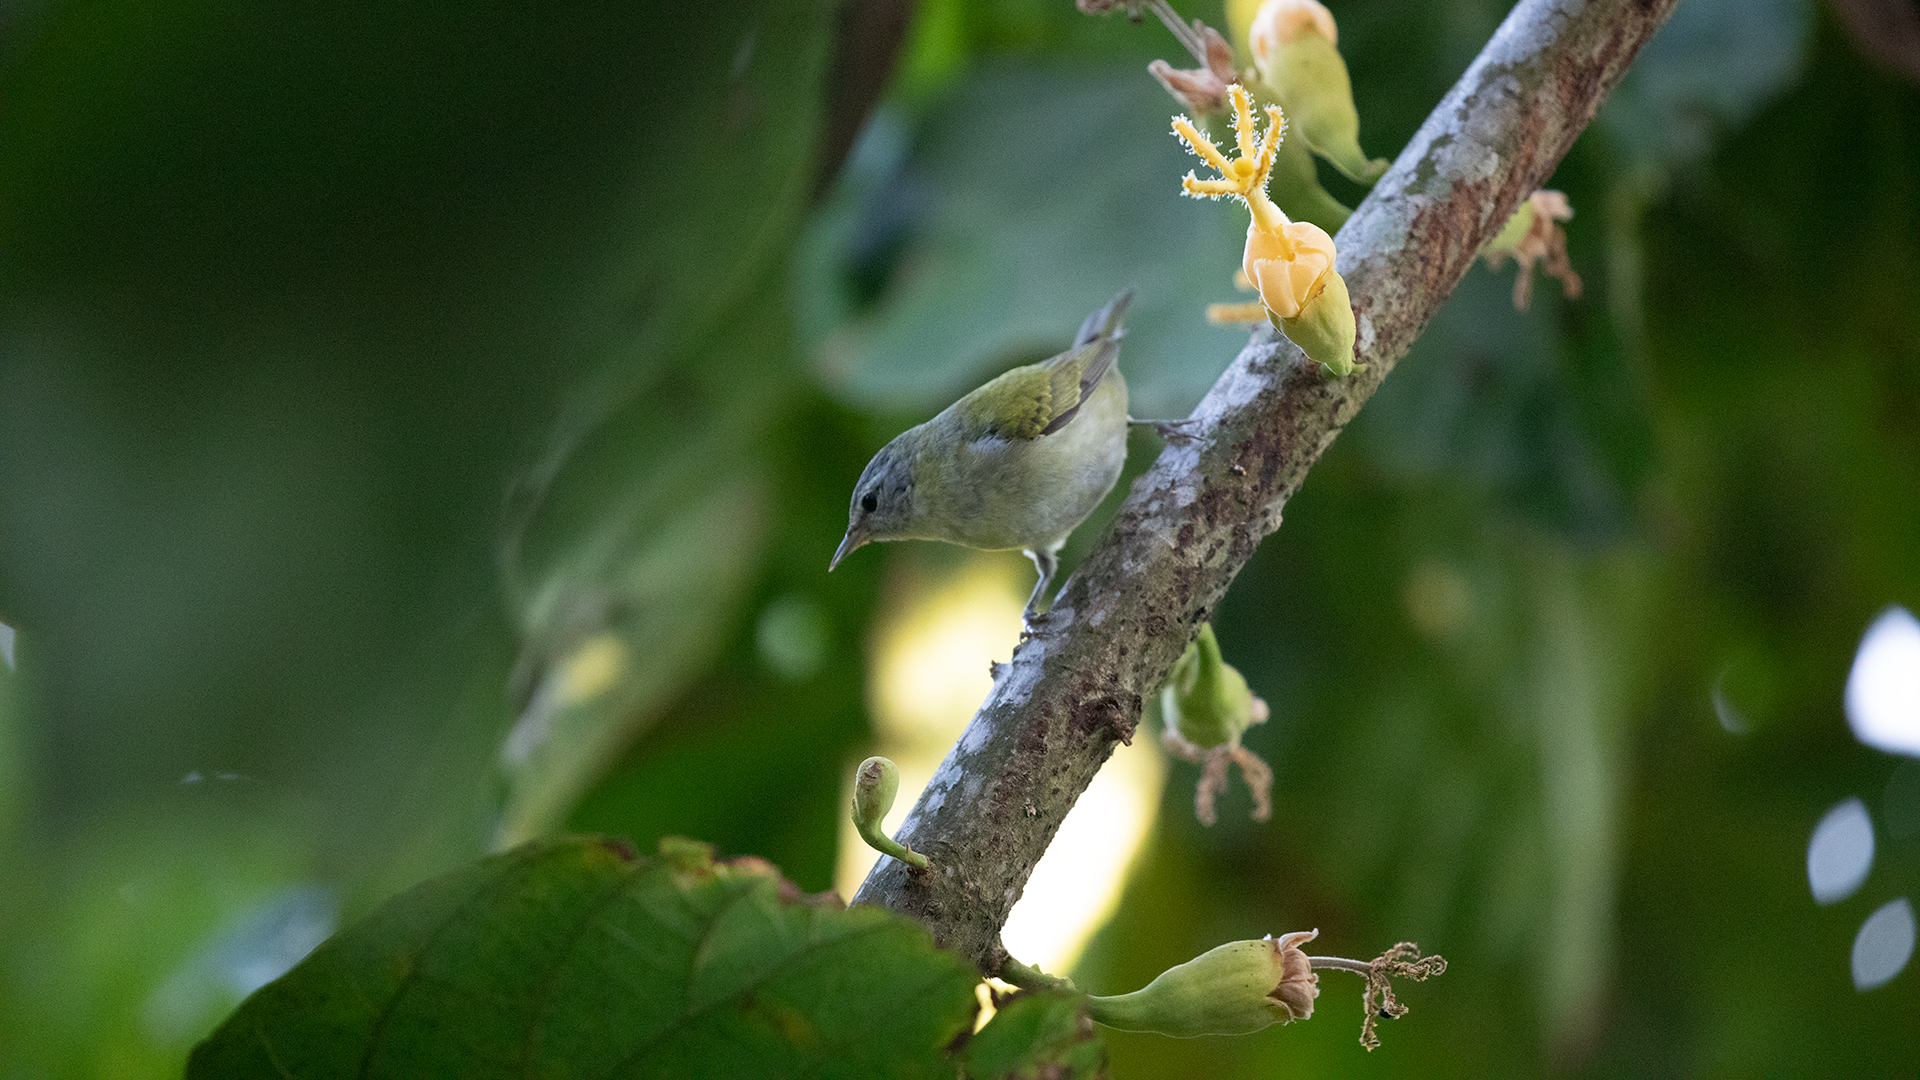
[[1207, 301, 1270, 324], [1170, 88, 1290, 234], [1172, 116, 1234, 175], [1183, 177, 1246, 197], [1231, 85, 1260, 160]]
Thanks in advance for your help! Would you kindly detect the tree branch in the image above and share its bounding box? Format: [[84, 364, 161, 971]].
[[851, 0, 1680, 973]]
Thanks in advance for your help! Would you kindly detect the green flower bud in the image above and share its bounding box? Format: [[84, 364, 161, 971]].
[[1248, 0, 1388, 185], [1160, 623, 1276, 825], [1087, 930, 1321, 1037], [1280, 267, 1359, 377], [1162, 624, 1258, 751], [852, 756, 929, 869]]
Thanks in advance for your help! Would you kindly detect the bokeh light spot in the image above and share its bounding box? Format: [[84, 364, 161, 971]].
[[1710, 671, 1750, 735], [1000, 734, 1165, 975], [755, 593, 829, 680], [1807, 797, 1874, 905], [1846, 606, 1920, 757], [1851, 897, 1915, 992]]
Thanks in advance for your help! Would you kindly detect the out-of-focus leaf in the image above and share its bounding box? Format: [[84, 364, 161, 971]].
[[189, 836, 981, 1079], [962, 990, 1108, 1080], [497, 474, 774, 847], [1354, 269, 1643, 539], [1600, 0, 1815, 166], [492, 0, 846, 843], [798, 68, 1253, 421]]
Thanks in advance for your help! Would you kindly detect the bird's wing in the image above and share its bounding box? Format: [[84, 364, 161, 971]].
[[953, 360, 1070, 442], [956, 291, 1130, 442]]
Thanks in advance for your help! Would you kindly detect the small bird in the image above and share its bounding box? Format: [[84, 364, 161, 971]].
[[830, 290, 1134, 620]]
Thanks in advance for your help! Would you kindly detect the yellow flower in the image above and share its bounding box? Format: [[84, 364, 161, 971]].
[[1243, 218, 1335, 320], [1173, 86, 1360, 376]]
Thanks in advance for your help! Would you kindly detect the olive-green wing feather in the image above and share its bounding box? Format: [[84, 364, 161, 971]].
[[954, 291, 1130, 442]]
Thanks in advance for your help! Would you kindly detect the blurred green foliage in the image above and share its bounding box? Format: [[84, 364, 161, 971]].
[[2, 0, 1917, 1075]]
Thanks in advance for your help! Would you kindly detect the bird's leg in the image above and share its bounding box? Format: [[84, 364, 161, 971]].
[[1021, 548, 1058, 630], [1129, 416, 1204, 444]]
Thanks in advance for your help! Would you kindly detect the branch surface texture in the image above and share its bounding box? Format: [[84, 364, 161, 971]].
[[852, 0, 1681, 972]]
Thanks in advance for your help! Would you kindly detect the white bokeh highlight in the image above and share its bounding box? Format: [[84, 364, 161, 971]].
[[1846, 606, 1920, 757], [1807, 797, 1874, 905], [1851, 897, 1915, 992]]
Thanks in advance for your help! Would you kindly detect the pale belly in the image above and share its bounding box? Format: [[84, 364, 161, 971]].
[[921, 369, 1129, 552]]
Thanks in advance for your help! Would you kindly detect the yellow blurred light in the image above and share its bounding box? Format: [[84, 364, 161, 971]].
[[837, 551, 1164, 979], [1002, 735, 1164, 975], [868, 555, 1027, 750], [554, 632, 627, 708]]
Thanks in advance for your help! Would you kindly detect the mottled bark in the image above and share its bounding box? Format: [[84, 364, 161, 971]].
[[852, 0, 1681, 973]]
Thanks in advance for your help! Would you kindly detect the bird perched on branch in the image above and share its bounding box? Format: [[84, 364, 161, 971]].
[[830, 291, 1134, 622]]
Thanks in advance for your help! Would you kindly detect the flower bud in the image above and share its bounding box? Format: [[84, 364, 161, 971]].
[[1279, 265, 1359, 376], [1160, 624, 1276, 825], [1248, 0, 1337, 48], [1247, 0, 1387, 184], [1161, 624, 1259, 751], [851, 756, 928, 869], [1087, 930, 1320, 1036], [853, 755, 898, 828]]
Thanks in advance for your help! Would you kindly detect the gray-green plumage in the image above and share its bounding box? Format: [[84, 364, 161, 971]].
[[831, 291, 1133, 618]]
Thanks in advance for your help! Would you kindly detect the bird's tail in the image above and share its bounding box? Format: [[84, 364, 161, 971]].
[[1073, 288, 1133, 348]]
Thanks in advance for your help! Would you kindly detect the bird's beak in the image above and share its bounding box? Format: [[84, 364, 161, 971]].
[[829, 527, 868, 572]]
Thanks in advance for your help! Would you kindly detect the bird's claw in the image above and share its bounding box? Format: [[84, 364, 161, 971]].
[[1131, 417, 1204, 444]]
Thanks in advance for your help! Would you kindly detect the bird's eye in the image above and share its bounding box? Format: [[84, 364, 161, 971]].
[[860, 492, 878, 513]]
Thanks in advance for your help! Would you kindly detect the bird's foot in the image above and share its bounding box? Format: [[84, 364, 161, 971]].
[[1131, 417, 1204, 444], [1019, 606, 1053, 640]]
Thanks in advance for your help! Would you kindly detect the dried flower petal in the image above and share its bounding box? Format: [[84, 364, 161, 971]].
[[1483, 189, 1583, 310]]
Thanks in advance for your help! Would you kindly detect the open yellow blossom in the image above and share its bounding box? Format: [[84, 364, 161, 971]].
[[1174, 85, 1360, 375]]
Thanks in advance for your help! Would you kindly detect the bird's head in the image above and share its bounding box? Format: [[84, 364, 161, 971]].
[[831, 435, 919, 571]]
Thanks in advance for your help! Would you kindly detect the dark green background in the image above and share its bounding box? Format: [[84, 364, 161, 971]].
[[2, 0, 1916, 1074]]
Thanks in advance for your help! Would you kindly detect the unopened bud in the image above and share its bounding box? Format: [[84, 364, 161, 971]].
[[852, 756, 929, 869], [1248, 0, 1337, 47], [1279, 266, 1360, 377], [1087, 930, 1321, 1036], [1248, 0, 1387, 184], [1162, 624, 1258, 750], [853, 756, 898, 827]]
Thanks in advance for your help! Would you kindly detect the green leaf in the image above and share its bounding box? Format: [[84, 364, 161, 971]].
[[797, 68, 1253, 421], [962, 990, 1108, 1080], [188, 836, 981, 1079]]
